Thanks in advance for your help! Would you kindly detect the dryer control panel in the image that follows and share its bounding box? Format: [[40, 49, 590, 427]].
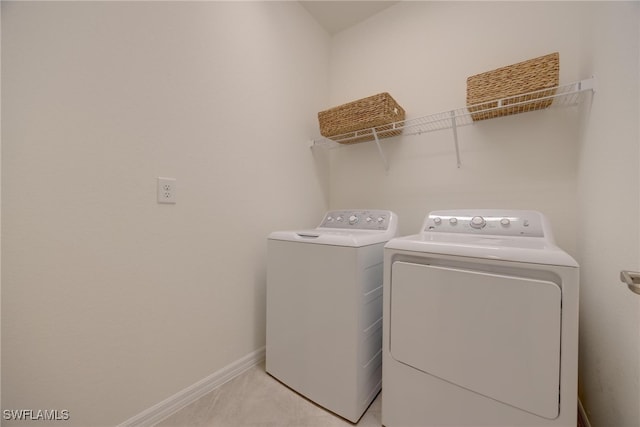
[[319, 210, 395, 231], [423, 209, 545, 237]]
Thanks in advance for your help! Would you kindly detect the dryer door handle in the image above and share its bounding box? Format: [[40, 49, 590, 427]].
[[619, 270, 640, 295]]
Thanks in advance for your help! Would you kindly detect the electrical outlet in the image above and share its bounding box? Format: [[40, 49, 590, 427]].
[[157, 177, 176, 204]]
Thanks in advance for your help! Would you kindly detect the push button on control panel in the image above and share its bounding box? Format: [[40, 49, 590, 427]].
[[470, 216, 486, 229]]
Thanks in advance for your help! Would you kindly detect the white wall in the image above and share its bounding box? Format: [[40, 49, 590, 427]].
[[576, 3, 640, 427], [1, 2, 329, 426]]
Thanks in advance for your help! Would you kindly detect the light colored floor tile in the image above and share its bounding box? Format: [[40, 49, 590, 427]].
[[155, 362, 381, 427]]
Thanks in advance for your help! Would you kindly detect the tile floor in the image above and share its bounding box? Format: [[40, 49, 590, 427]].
[[155, 361, 381, 427]]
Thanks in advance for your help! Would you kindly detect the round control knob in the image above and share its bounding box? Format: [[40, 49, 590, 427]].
[[366, 216, 373, 223], [433, 217, 442, 225], [336, 215, 344, 222], [449, 218, 458, 225], [377, 217, 385, 223], [500, 218, 510, 227], [326, 216, 334, 222], [470, 216, 486, 229], [349, 215, 359, 225]]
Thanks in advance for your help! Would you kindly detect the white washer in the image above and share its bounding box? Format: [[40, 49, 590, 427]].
[[382, 209, 579, 427], [266, 209, 398, 422]]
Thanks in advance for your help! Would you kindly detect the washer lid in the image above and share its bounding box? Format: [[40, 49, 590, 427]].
[[269, 210, 398, 247], [385, 232, 578, 267], [269, 228, 394, 247]]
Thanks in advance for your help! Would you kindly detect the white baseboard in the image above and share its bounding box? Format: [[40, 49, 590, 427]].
[[578, 397, 592, 427], [118, 347, 266, 427]]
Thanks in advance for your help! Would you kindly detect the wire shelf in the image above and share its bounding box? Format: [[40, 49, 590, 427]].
[[311, 78, 596, 155]]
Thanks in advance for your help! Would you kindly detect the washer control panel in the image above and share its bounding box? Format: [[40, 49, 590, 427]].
[[423, 210, 545, 237], [319, 210, 394, 231]]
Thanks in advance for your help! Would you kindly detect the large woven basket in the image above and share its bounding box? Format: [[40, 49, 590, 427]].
[[318, 93, 405, 144], [467, 52, 559, 121]]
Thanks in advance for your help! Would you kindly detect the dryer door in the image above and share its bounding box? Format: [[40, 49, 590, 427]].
[[390, 261, 561, 419]]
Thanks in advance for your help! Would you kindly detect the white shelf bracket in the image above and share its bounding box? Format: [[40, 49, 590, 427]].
[[579, 76, 597, 94], [371, 128, 389, 171], [450, 110, 462, 168]]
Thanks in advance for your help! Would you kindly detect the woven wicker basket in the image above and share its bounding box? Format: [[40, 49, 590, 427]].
[[318, 93, 405, 144], [467, 52, 559, 121]]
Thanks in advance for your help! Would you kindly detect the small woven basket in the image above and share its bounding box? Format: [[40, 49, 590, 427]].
[[318, 93, 405, 144], [466, 52, 559, 121]]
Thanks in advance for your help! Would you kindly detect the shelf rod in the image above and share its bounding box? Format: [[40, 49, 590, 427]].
[[450, 110, 461, 168], [371, 127, 389, 171]]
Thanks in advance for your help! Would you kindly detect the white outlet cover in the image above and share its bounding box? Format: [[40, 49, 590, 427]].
[[157, 177, 176, 204]]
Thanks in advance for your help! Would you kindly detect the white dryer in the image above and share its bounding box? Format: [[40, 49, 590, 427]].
[[266, 209, 398, 422], [382, 209, 578, 427]]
